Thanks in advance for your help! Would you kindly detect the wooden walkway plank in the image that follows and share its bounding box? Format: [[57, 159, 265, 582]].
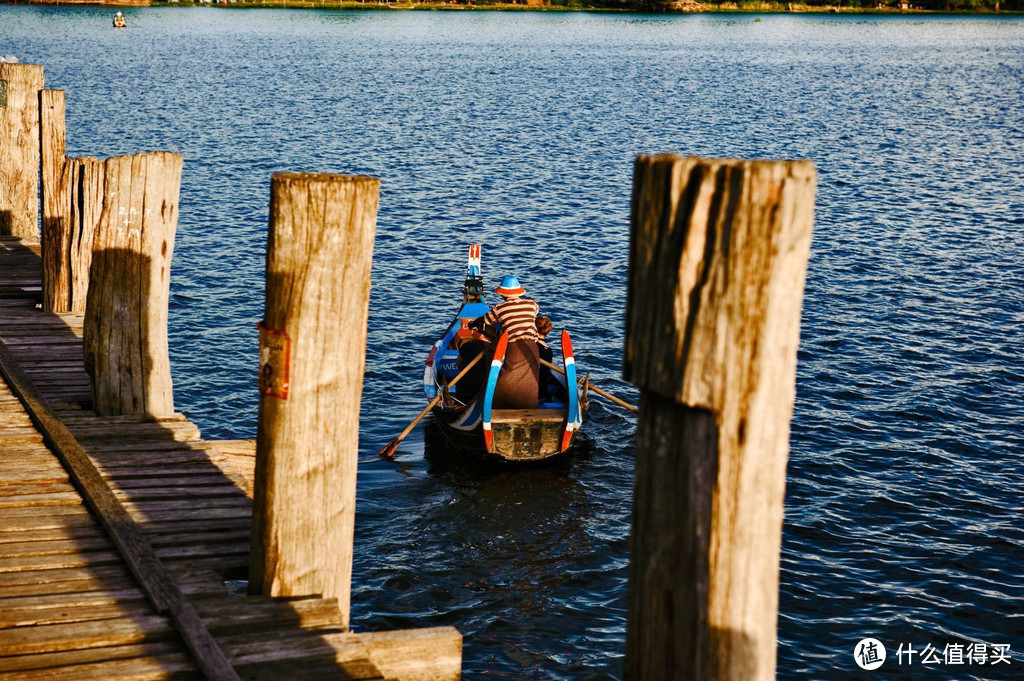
[[0, 491, 82, 508], [0, 640, 188, 674], [0, 653, 201, 681], [139, 518, 253, 538], [0, 600, 154, 629], [54, 411, 188, 424], [0, 505, 92, 520], [0, 550, 124, 574], [153, 542, 250, 562], [0, 536, 114, 558], [67, 421, 202, 443], [0, 613, 177, 657], [0, 565, 138, 597], [111, 485, 249, 502], [0, 481, 76, 498], [111, 474, 248, 489], [0, 524, 105, 545], [0, 587, 146, 615]]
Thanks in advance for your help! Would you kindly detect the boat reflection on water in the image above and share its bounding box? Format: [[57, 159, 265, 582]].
[[418, 422, 610, 628]]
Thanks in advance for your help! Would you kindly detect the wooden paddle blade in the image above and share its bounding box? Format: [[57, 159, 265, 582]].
[[376, 439, 400, 459]]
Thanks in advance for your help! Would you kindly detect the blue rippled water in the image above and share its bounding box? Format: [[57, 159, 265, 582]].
[[4, 7, 1022, 678]]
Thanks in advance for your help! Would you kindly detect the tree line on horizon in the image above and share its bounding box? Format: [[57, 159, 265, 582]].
[[168, 0, 1022, 8], [575, 0, 1021, 9]]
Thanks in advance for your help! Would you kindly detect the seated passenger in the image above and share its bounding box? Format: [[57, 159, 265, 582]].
[[471, 275, 541, 409]]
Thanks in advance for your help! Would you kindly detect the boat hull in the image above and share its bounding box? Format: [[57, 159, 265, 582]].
[[431, 406, 578, 462]]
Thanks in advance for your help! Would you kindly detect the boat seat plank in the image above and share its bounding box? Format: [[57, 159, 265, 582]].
[[491, 408, 566, 424]]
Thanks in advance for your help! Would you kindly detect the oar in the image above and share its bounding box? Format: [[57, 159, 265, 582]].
[[540, 358, 638, 414], [376, 352, 485, 459]]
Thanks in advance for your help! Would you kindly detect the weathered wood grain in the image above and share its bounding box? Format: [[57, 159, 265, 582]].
[[67, 420, 202, 442], [623, 155, 815, 681], [82, 152, 181, 417], [0, 640, 187, 674], [360, 628, 463, 681], [0, 63, 44, 239], [0, 600, 154, 629], [0, 651, 199, 680], [40, 89, 68, 312], [250, 173, 378, 630], [0, 613, 177, 657], [0, 536, 114, 559]]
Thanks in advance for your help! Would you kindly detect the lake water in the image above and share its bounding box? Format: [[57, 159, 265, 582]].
[[3, 6, 1023, 678]]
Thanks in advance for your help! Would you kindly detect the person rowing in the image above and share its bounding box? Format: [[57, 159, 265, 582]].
[[469, 274, 542, 409]]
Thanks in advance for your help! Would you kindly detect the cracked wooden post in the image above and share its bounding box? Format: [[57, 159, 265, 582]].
[[39, 88, 71, 312], [623, 155, 815, 680], [44, 156, 104, 313], [0, 63, 44, 239], [250, 172, 379, 630], [83, 152, 182, 417]]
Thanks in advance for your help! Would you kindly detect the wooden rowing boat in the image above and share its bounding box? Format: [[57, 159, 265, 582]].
[[422, 246, 587, 462]]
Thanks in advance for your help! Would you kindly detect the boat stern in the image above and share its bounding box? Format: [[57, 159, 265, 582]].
[[489, 408, 569, 462]]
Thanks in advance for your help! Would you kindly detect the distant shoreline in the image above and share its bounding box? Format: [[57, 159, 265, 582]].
[[3, 0, 1020, 14]]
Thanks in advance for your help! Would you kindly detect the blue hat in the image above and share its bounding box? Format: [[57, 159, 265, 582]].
[[495, 275, 525, 297]]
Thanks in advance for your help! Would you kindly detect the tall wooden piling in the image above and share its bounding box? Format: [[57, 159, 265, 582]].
[[83, 152, 183, 417], [0, 63, 44, 239], [250, 172, 378, 629], [39, 89, 73, 312], [623, 155, 815, 680], [43, 156, 104, 313], [39, 89, 65, 225]]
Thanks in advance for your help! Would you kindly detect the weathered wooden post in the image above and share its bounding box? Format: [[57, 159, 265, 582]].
[[623, 155, 815, 680], [83, 152, 182, 417], [39, 89, 72, 312], [39, 89, 65, 223], [0, 63, 44, 239], [250, 173, 378, 629], [43, 156, 104, 313]]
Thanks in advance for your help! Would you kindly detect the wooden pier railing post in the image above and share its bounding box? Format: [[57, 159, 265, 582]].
[[0, 63, 44, 239], [623, 155, 815, 680], [250, 172, 379, 629], [39, 88, 72, 312], [43, 156, 104, 313], [83, 152, 183, 417]]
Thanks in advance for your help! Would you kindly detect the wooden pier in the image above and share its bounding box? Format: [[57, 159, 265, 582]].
[[0, 236, 460, 679], [0, 61, 459, 680]]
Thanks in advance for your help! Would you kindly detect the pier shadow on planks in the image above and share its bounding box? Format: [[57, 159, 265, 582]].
[[0, 236, 430, 681]]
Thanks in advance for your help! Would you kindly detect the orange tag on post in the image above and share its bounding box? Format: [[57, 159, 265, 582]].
[[257, 322, 290, 399]]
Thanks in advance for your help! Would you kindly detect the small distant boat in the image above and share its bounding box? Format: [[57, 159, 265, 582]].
[[422, 246, 587, 462], [113, 13, 127, 29]]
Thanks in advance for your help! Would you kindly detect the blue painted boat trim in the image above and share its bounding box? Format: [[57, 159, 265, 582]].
[[564, 333, 579, 430]]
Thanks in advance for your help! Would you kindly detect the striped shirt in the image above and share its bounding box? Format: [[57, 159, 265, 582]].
[[483, 298, 540, 343]]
